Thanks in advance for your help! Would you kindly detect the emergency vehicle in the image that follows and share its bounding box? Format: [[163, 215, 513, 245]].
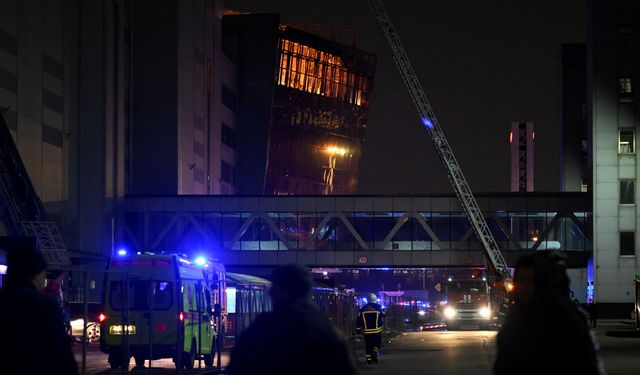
[[443, 278, 492, 330], [99, 253, 225, 369]]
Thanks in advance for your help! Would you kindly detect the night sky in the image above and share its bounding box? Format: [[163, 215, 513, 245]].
[[227, 0, 586, 194]]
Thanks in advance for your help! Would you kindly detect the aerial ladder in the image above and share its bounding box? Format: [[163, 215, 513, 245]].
[[369, 0, 512, 287], [0, 112, 70, 268]]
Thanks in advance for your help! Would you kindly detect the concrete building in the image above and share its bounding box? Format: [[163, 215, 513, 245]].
[[222, 14, 376, 195], [590, 0, 640, 313], [0, 0, 230, 262], [510, 121, 535, 192], [0, 0, 71, 225], [0, 0, 126, 260], [130, 0, 229, 196]]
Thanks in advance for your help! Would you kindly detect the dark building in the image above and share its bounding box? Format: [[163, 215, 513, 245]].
[[560, 44, 588, 192], [0, 0, 232, 262], [222, 14, 376, 195], [130, 0, 231, 196]]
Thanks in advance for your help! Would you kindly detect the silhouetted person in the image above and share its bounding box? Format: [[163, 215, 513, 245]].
[[494, 251, 605, 375], [587, 299, 598, 328], [44, 270, 71, 336], [0, 246, 78, 375], [228, 264, 358, 375], [356, 293, 386, 364]]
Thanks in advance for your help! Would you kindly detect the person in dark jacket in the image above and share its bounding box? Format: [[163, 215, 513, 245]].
[[356, 293, 387, 364], [587, 299, 598, 328], [227, 264, 358, 375], [0, 245, 78, 375], [494, 251, 605, 375]]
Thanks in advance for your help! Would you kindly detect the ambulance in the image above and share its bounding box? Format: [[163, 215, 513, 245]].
[[99, 253, 225, 369]]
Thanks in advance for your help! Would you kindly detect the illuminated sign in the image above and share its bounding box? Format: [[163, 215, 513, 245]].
[[226, 287, 237, 314]]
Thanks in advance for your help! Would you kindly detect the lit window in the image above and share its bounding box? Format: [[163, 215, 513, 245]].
[[580, 178, 588, 192], [620, 231, 635, 256], [619, 77, 633, 102], [276, 38, 372, 107], [620, 180, 635, 204], [619, 129, 635, 154]]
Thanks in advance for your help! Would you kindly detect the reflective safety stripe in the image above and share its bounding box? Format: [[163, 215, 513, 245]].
[[364, 327, 383, 334], [362, 310, 382, 332]]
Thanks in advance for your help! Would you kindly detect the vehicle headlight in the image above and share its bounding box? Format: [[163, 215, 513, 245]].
[[444, 306, 456, 319], [479, 307, 491, 319]]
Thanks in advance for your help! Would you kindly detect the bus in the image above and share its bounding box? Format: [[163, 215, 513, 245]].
[[99, 254, 225, 370]]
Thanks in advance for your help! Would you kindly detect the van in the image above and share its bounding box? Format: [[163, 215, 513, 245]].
[[99, 254, 225, 369]]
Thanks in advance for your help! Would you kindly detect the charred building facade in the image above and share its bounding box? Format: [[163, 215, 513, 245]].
[[223, 14, 376, 195]]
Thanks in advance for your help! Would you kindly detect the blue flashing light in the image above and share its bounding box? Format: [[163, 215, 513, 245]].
[[421, 117, 434, 129], [194, 256, 207, 267], [117, 249, 127, 256], [362, 297, 369, 304]]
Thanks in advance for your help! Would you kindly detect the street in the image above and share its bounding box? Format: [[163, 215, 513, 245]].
[[356, 330, 496, 374], [355, 322, 640, 375], [73, 321, 640, 374], [73, 345, 229, 375]]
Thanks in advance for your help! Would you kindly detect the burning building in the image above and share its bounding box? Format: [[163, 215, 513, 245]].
[[222, 14, 376, 195]]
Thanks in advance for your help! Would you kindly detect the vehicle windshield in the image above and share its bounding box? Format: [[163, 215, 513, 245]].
[[109, 280, 173, 311], [447, 280, 486, 293]]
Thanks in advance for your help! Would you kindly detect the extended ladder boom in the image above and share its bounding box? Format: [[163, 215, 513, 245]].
[[369, 0, 511, 283]]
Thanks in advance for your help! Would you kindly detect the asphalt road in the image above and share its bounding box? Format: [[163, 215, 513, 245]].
[[356, 323, 640, 375], [74, 321, 640, 375], [356, 330, 496, 375], [73, 345, 229, 375]]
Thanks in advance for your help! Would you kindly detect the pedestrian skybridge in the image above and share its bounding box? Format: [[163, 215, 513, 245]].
[[115, 193, 590, 268]]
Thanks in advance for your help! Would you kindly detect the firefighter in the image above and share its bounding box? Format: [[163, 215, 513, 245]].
[[356, 293, 387, 364]]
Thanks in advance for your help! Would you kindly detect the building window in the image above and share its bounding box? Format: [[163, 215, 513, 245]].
[[618, 26, 633, 53], [221, 160, 234, 185], [619, 77, 633, 102], [221, 124, 236, 148], [619, 129, 635, 154], [581, 177, 588, 192], [620, 232, 635, 256], [276, 39, 373, 107], [222, 84, 237, 111], [620, 180, 635, 204]]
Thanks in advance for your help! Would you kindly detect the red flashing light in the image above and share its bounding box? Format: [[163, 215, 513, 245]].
[[179, 312, 184, 321], [509, 131, 513, 143], [155, 322, 168, 332], [99, 313, 107, 323], [532, 132, 535, 140]]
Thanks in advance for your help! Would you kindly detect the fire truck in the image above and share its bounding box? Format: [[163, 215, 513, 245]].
[[443, 278, 492, 330]]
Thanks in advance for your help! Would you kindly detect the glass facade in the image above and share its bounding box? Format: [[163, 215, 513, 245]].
[[263, 27, 377, 195], [120, 195, 590, 254], [277, 39, 372, 107]]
